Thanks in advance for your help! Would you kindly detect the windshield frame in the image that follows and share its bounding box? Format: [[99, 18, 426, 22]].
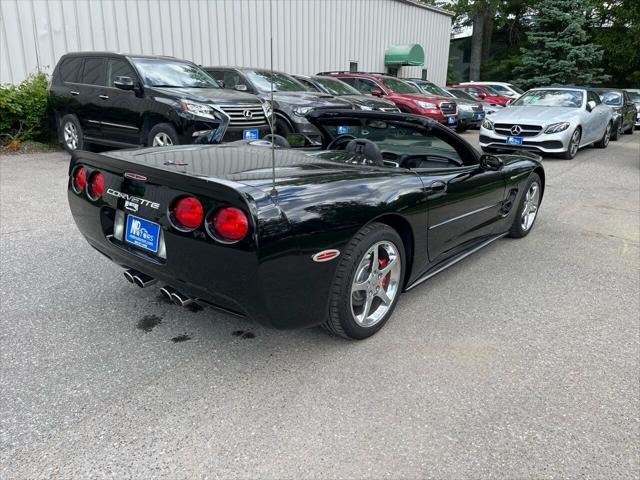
[[130, 58, 219, 89], [511, 89, 585, 108]]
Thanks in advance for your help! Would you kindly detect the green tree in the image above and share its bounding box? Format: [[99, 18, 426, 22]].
[[513, 0, 608, 88], [587, 0, 640, 87]]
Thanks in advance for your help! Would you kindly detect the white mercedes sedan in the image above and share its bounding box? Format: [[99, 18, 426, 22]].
[[480, 87, 613, 159]]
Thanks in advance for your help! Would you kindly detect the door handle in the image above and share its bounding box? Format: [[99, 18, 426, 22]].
[[99, 94, 109, 100], [70, 90, 80, 96], [428, 180, 447, 193]]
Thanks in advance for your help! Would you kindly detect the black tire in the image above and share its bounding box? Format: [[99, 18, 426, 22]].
[[59, 114, 84, 153], [625, 121, 634, 134], [558, 127, 581, 160], [508, 173, 542, 238], [323, 222, 405, 340], [147, 123, 179, 147], [611, 119, 622, 141], [594, 122, 612, 148], [274, 116, 293, 137]]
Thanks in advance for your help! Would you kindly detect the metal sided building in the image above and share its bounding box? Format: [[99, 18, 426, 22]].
[[0, 0, 453, 86]]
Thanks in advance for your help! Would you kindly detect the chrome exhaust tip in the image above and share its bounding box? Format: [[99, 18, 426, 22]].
[[132, 273, 157, 288], [171, 292, 194, 307], [160, 286, 176, 302], [123, 269, 136, 283]]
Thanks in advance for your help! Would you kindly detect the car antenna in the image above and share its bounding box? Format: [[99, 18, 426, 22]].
[[269, 0, 277, 199]]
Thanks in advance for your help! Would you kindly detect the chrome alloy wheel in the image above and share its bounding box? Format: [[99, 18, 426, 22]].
[[350, 241, 402, 328], [521, 181, 540, 231], [63, 121, 78, 150], [152, 132, 174, 146], [569, 129, 580, 157]]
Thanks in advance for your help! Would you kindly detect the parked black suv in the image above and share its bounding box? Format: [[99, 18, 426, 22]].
[[292, 74, 400, 112], [50, 53, 271, 152], [204, 67, 352, 143]]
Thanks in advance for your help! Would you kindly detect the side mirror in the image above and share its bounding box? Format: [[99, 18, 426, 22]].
[[216, 79, 225, 88], [371, 88, 384, 97], [480, 154, 503, 171], [234, 84, 248, 92], [586, 100, 596, 112], [506, 99, 513, 106], [478, 93, 486, 99], [114, 76, 135, 91]]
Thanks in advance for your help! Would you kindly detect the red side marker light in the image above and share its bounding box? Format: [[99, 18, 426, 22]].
[[312, 249, 341, 262]]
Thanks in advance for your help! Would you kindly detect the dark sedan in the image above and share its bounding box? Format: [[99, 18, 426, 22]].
[[595, 88, 636, 139]]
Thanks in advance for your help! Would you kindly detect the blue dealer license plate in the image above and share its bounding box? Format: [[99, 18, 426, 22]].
[[243, 129, 259, 140], [506, 136, 524, 145], [475, 112, 485, 120], [125, 215, 160, 253], [447, 116, 457, 125]]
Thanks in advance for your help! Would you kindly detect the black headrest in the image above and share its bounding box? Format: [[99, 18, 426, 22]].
[[262, 134, 291, 148], [345, 138, 384, 166]]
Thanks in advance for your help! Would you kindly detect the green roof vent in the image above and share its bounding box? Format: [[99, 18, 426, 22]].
[[384, 44, 425, 66]]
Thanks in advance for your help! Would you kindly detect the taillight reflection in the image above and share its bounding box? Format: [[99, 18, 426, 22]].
[[87, 171, 104, 200], [72, 166, 87, 193], [170, 196, 204, 231], [208, 207, 249, 242]]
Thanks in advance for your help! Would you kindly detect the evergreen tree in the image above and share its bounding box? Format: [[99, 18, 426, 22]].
[[513, 0, 608, 88]]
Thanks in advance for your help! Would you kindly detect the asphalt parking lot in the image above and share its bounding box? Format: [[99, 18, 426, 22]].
[[1, 132, 639, 479]]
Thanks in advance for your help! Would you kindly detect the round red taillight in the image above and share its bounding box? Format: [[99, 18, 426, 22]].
[[209, 207, 249, 242], [87, 171, 104, 200], [171, 196, 204, 231], [72, 166, 87, 193]]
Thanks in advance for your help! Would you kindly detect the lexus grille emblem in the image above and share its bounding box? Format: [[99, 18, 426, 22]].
[[510, 125, 522, 135], [242, 109, 254, 119]]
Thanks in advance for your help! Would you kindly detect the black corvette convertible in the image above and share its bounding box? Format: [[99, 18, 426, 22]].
[[68, 110, 544, 339]]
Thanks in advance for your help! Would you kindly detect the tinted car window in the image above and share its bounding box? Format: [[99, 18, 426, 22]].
[[355, 78, 379, 94], [598, 91, 622, 106], [587, 91, 601, 105], [82, 58, 105, 86], [58, 57, 83, 83], [244, 70, 306, 93], [107, 59, 136, 87], [380, 77, 419, 94], [314, 77, 361, 95]]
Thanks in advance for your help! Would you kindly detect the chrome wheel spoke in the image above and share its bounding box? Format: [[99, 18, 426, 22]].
[[377, 288, 392, 305], [352, 279, 369, 293], [379, 257, 397, 276]]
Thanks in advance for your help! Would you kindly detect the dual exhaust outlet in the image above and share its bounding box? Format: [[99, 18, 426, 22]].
[[124, 269, 194, 307]]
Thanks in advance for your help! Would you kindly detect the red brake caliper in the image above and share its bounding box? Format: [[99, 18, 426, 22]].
[[379, 258, 390, 289]]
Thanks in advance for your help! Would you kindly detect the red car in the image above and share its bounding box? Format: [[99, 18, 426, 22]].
[[448, 84, 511, 106], [320, 71, 458, 127]]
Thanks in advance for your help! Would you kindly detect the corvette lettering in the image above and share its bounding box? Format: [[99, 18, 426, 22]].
[[106, 188, 160, 209]]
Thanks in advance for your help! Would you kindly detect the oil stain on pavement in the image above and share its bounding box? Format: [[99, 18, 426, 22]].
[[136, 314, 163, 333], [171, 334, 191, 343]]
